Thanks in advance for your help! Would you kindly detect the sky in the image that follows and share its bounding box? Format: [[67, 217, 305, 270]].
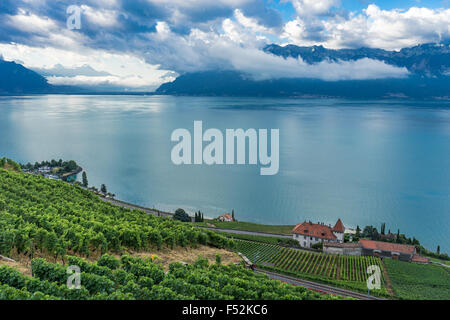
[[0, 0, 449, 91]]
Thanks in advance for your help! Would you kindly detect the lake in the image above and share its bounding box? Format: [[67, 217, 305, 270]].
[[0, 95, 449, 252]]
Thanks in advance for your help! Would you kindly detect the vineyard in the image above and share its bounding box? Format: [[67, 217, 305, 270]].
[[235, 240, 387, 294], [384, 258, 450, 300], [0, 254, 343, 300], [0, 168, 233, 260]]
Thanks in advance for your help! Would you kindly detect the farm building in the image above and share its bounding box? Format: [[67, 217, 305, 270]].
[[359, 239, 417, 262], [217, 213, 234, 222], [292, 219, 345, 249], [323, 242, 362, 256]]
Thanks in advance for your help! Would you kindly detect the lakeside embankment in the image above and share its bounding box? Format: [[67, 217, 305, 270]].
[[100, 196, 173, 218]]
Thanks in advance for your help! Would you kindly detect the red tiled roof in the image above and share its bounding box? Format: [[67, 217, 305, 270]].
[[332, 219, 345, 233], [359, 239, 416, 255], [411, 255, 429, 263], [292, 222, 337, 240], [219, 214, 233, 220], [324, 242, 361, 248]]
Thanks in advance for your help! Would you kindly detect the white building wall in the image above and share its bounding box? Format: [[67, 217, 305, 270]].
[[293, 234, 330, 248], [333, 231, 344, 243]]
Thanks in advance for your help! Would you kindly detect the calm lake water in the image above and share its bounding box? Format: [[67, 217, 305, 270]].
[[1, 95, 449, 252]]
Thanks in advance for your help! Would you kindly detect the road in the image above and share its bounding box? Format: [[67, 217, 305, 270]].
[[100, 197, 173, 218], [201, 227, 292, 239], [256, 268, 386, 300], [100, 196, 385, 300]]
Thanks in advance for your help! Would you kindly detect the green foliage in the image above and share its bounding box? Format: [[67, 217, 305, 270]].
[[82, 172, 88, 188], [0, 254, 345, 300], [384, 258, 450, 300], [174, 208, 191, 222], [0, 168, 233, 257], [0, 158, 21, 171], [235, 240, 388, 296]]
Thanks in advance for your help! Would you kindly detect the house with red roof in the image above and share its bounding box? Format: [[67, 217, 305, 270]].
[[359, 239, 417, 262], [292, 219, 345, 249], [217, 213, 234, 222]]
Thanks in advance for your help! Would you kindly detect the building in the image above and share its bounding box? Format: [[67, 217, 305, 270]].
[[359, 239, 416, 262], [217, 213, 234, 222], [38, 166, 51, 173], [411, 254, 429, 264], [292, 219, 345, 249], [323, 242, 362, 256]]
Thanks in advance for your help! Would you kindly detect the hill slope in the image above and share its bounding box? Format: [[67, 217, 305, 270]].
[[0, 59, 51, 94]]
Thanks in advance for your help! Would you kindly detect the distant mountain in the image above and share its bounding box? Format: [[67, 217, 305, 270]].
[[156, 42, 450, 99], [156, 71, 450, 99], [0, 59, 52, 94], [0, 58, 91, 94], [264, 42, 450, 77], [32, 64, 111, 78]]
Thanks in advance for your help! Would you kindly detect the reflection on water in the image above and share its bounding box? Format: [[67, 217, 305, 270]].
[[0, 95, 449, 252]]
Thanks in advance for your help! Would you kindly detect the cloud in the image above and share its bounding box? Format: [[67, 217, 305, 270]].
[[290, 0, 340, 16], [46, 74, 172, 91], [0, 43, 175, 91], [283, 4, 450, 50], [0, 1, 447, 91], [141, 17, 409, 81], [204, 43, 409, 81]]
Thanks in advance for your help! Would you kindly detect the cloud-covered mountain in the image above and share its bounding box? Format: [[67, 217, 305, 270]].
[[156, 42, 450, 99], [0, 58, 89, 94], [32, 64, 111, 78], [264, 42, 450, 77]]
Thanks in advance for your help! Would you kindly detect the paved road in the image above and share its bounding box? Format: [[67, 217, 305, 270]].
[[256, 268, 386, 300], [201, 227, 292, 239], [101, 197, 173, 218]]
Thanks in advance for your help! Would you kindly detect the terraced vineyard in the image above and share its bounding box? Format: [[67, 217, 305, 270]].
[[0, 254, 342, 300], [235, 241, 281, 264], [235, 240, 387, 295]]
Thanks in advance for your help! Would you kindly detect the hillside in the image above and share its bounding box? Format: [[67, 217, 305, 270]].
[[0, 58, 84, 94], [0, 167, 340, 300], [0, 59, 51, 94]]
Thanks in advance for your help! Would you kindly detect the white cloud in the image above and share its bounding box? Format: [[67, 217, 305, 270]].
[[290, 0, 340, 16], [5, 8, 57, 34], [81, 5, 119, 28], [142, 19, 409, 81], [0, 43, 174, 90], [47, 74, 172, 91], [210, 44, 409, 81], [283, 4, 450, 50]]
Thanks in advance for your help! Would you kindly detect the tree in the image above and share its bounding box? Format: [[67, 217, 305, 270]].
[[174, 208, 191, 222], [232, 209, 235, 221], [380, 223, 386, 235], [82, 172, 88, 188], [437, 245, 440, 255], [356, 225, 361, 237], [101, 184, 107, 194], [396, 229, 401, 243]]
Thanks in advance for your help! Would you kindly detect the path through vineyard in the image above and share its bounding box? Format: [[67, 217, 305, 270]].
[[381, 260, 394, 295]]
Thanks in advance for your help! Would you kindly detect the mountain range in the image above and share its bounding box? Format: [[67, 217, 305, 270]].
[[156, 42, 450, 99], [1, 42, 449, 98]]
